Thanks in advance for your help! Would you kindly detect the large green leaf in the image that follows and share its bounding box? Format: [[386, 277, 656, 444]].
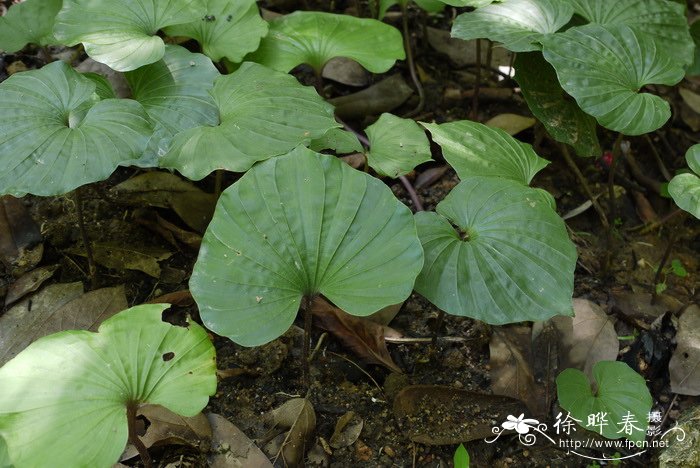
[[414, 177, 576, 323], [248, 11, 405, 73], [125, 45, 220, 166], [514, 52, 600, 157], [160, 62, 338, 180], [163, 0, 268, 62], [365, 113, 432, 178], [191, 147, 424, 346], [669, 144, 700, 220], [0, 304, 216, 467], [557, 361, 652, 442], [0, 61, 153, 197], [566, 0, 693, 67], [541, 24, 685, 135], [54, 0, 201, 71], [0, 0, 62, 52], [451, 0, 574, 52], [421, 120, 549, 185]]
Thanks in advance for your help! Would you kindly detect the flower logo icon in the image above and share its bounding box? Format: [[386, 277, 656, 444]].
[[501, 414, 540, 434]]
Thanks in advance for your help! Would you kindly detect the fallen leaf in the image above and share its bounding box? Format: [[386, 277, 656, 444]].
[[207, 413, 272, 468], [340, 153, 366, 170], [263, 398, 316, 467], [669, 305, 700, 395], [366, 302, 403, 326], [68, 242, 173, 278], [134, 209, 202, 250], [426, 27, 511, 68], [612, 290, 682, 321], [0, 195, 43, 276], [111, 172, 217, 233], [548, 298, 619, 381], [329, 74, 413, 119], [121, 405, 212, 461], [4, 264, 58, 307], [0, 283, 127, 366], [393, 385, 526, 444], [489, 326, 548, 417], [322, 57, 369, 87], [146, 289, 194, 307], [485, 113, 536, 135], [415, 166, 450, 190], [75, 58, 131, 98], [329, 411, 363, 449], [311, 297, 403, 373]]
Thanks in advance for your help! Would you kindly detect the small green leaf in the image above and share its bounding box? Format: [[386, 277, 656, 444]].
[[365, 113, 432, 178], [422, 120, 549, 185], [0, 0, 62, 52], [566, 0, 693, 68], [125, 45, 220, 166], [514, 52, 600, 157], [0, 61, 153, 197], [54, 0, 201, 71], [414, 177, 576, 323], [451, 0, 574, 52], [655, 282, 667, 295], [191, 147, 424, 346], [669, 144, 700, 220], [163, 0, 268, 62], [454, 443, 470, 468], [160, 62, 338, 180], [670, 259, 687, 278], [541, 24, 685, 135], [309, 128, 363, 154], [557, 361, 652, 442], [0, 304, 217, 467], [248, 11, 405, 74]]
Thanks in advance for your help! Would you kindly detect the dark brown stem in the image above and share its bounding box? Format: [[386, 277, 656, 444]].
[[470, 39, 482, 121], [651, 232, 677, 304], [432, 310, 445, 345], [74, 188, 97, 290], [559, 143, 609, 228], [401, 3, 425, 117], [127, 403, 152, 468], [301, 296, 313, 388], [607, 133, 624, 224], [643, 134, 672, 181]]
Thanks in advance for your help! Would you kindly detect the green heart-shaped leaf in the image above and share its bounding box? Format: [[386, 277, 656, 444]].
[[541, 24, 684, 135], [451, 0, 574, 52], [557, 361, 652, 442], [0, 304, 217, 467], [669, 144, 700, 220], [0, 436, 9, 468], [54, 0, 201, 71], [248, 11, 405, 73], [365, 113, 432, 178], [415, 177, 576, 323], [567, 0, 693, 67], [125, 45, 220, 167], [163, 0, 268, 62], [421, 120, 549, 185], [191, 147, 424, 346], [0, 0, 62, 52], [160, 62, 338, 180], [0, 61, 153, 197], [514, 52, 600, 157]]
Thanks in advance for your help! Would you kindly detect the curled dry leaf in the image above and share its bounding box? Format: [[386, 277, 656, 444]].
[[207, 413, 272, 468], [669, 305, 700, 395], [329, 411, 363, 449], [0, 195, 43, 276], [311, 296, 403, 373], [264, 398, 316, 468], [4, 264, 58, 307], [393, 385, 526, 444], [548, 298, 619, 381], [121, 405, 212, 461], [0, 283, 127, 366]]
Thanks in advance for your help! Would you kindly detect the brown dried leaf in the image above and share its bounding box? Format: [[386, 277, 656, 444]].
[[0, 195, 43, 275], [207, 413, 273, 468], [0, 283, 127, 366], [264, 398, 316, 467], [111, 172, 216, 233], [669, 305, 700, 395], [134, 209, 202, 250], [426, 27, 512, 68], [329, 411, 363, 449], [311, 297, 403, 373], [121, 405, 212, 461], [415, 166, 449, 190], [146, 289, 194, 307], [485, 113, 536, 136], [489, 326, 548, 417], [329, 74, 413, 119], [4, 264, 58, 307], [68, 242, 173, 278], [393, 385, 526, 444], [322, 57, 369, 87]]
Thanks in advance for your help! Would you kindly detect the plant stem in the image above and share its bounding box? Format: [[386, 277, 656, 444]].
[[401, 3, 425, 117], [607, 133, 624, 223], [127, 403, 152, 468], [651, 231, 677, 304], [470, 39, 481, 121], [301, 295, 313, 388], [432, 310, 445, 345], [73, 188, 97, 290], [643, 134, 672, 181], [559, 143, 609, 228]]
